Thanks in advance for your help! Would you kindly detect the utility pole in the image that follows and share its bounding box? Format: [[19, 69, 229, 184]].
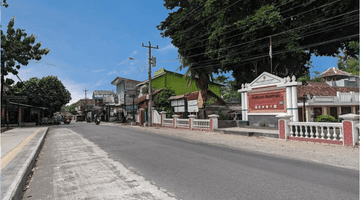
[[84, 88, 88, 121], [142, 41, 158, 127]]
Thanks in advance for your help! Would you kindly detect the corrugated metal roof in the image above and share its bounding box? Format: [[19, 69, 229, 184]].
[[93, 90, 116, 95]]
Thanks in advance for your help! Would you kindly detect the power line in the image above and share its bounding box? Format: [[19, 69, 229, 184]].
[[177, 10, 358, 60], [186, 34, 358, 71], [173, 0, 344, 52]]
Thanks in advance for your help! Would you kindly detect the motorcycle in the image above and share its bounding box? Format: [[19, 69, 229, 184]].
[[64, 116, 71, 125], [94, 115, 101, 125], [95, 117, 101, 125]]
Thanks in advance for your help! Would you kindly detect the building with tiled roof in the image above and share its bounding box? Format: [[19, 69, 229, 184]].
[[297, 80, 359, 121], [238, 67, 359, 126], [318, 67, 359, 87]]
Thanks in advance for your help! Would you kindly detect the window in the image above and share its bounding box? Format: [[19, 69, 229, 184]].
[[341, 106, 351, 114]]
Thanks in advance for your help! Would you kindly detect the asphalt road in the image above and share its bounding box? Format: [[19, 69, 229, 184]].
[[24, 122, 359, 200]]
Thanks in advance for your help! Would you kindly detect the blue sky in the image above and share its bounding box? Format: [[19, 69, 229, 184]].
[[1, 1, 338, 105]]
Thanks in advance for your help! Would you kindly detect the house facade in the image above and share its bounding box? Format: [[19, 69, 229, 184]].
[[136, 68, 223, 97], [111, 77, 141, 119], [297, 67, 359, 121], [75, 99, 95, 121], [92, 90, 117, 122]]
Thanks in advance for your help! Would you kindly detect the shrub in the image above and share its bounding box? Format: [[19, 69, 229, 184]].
[[315, 114, 338, 122], [216, 108, 228, 120]]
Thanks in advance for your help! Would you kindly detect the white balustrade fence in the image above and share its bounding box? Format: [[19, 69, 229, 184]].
[[176, 119, 189, 128], [152, 110, 161, 124], [288, 122, 343, 141], [163, 118, 173, 127], [192, 119, 210, 129]]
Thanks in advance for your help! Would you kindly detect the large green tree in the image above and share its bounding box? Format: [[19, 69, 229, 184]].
[[154, 87, 176, 117], [158, 0, 359, 88], [1, 17, 50, 102], [11, 76, 71, 116], [336, 41, 359, 75]]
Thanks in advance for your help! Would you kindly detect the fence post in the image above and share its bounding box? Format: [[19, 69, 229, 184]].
[[339, 114, 360, 146], [188, 114, 196, 130], [208, 114, 219, 131], [276, 114, 293, 140], [172, 114, 180, 128], [160, 111, 166, 127]]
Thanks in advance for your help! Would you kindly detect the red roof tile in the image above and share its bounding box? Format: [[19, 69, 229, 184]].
[[319, 67, 352, 78], [297, 83, 359, 98]]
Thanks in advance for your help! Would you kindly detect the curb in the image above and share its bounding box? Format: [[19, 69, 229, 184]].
[[214, 129, 279, 139], [3, 127, 49, 200]]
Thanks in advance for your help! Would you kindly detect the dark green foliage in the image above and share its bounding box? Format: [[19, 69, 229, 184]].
[[155, 87, 176, 118], [298, 71, 323, 84], [315, 114, 338, 122], [61, 103, 77, 115], [337, 41, 359, 75], [214, 75, 241, 102], [1, 17, 50, 100], [158, 0, 359, 88], [216, 108, 228, 120], [11, 76, 71, 116]]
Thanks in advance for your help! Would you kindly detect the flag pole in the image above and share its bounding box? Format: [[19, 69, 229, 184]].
[[269, 36, 273, 74]]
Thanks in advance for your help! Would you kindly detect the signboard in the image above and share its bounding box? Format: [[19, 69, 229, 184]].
[[188, 100, 198, 106], [177, 100, 185, 106], [175, 106, 185, 112], [188, 105, 199, 112], [171, 100, 177, 107], [247, 89, 286, 113], [187, 100, 198, 112]]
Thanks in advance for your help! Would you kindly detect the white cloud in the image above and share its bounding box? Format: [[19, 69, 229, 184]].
[[120, 66, 137, 75], [107, 70, 117, 75], [133, 50, 138, 55], [92, 69, 105, 73], [118, 59, 129, 65], [159, 44, 176, 52]]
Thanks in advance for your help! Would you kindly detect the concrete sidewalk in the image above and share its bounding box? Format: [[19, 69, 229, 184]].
[[1, 127, 48, 200]]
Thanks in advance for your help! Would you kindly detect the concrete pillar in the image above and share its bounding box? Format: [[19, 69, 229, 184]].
[[160, 111, 166, 127], [337, 106, 342, 117], [276, 114, 293, 140], [351, 106, 356, 114], [241, 92, 246, 121], [339, 114, 359, 146], [172, 114, 180, 128], [208, 114, 219, 131], [18, 106, 22, 126], [322, 106, 328, 115], [188, 114, 196, 130], [291, 86, 299, 121], [286, 87, 293, 117], [244, 91, 248, 121]]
